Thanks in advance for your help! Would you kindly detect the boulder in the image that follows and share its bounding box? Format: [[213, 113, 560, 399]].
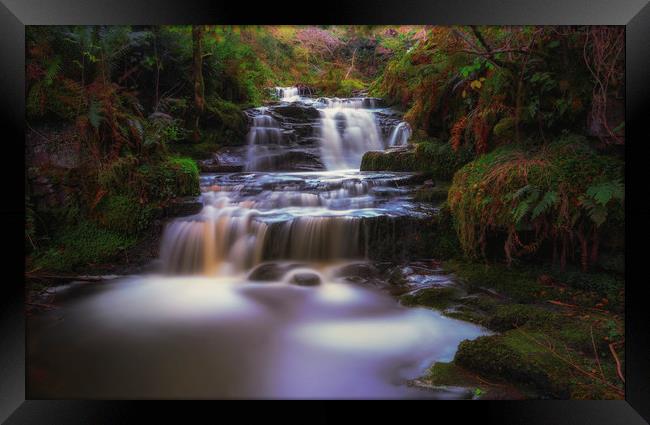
[[271, 104, 320, 120], [289, 272, 322, 287], [248, 262, 306, 281]]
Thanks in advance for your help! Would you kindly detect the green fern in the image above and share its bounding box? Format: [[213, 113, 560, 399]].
[[87, 100, 103, 129], [532, 191, 558, 219], [586, 180, 624, 206], [580, 179, 624, 227]]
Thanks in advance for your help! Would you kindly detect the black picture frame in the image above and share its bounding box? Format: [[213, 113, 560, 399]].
[[2, 0, 648, 423]]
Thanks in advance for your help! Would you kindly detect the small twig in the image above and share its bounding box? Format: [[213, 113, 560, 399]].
[[591, 324, 605, 380], [26, 302, 58, 310], [609, 342, 625, 384], [547, 300, 611, 314], [517, 328, 624, 396], [475, 374, 505, 388]]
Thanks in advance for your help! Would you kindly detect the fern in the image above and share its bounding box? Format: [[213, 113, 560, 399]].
[[532, 190, 558, 219], [87, 100, 103, 129], [512, 188, 540, 224], [586, 180, 624, 206], [580, 179, 624, 227]]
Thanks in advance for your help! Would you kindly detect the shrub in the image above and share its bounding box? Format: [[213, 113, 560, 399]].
[[448, 136, 624, 270]]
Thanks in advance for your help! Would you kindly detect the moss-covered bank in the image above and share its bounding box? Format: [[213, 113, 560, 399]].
[[404, 261, 624, 399], [27, 156, 201, 273]]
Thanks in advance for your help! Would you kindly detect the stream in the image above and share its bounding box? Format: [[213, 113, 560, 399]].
[[28, 88, 488, 399]]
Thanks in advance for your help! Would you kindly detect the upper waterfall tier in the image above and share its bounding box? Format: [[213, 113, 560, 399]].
[[242, 92, 411, 172]]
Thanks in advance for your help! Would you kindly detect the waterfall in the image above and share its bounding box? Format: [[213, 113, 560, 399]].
[[159, 93, 413, 276], [275, 86, 300, 102], [388, 122, 412, 147], [318, 99, 383, 169], [158, 176, 376, 276], [159, 206, 366, 276], [244, 112, 283, 171]]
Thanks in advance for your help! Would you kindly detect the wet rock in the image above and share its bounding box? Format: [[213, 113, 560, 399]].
[[252, 150, 325, 172], [164, 197, 203, 218], [335, 263, 380, 279], [334, 263, 387, 287], [272, 104, 320, 120], [289, 272, 322, 286], [198, 148, 247, 172], [247, 263, 306, 281]]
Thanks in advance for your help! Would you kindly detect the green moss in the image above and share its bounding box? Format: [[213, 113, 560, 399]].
[[360, 150, 416, 172], [428, 203, 462, 259], [485, 304, 564, 332], [33, 221, 135, 272], [426, 362, 479, 387], [444, 260, 541, 303], [135, 157, 200, 201], [443, 305, 488, 325], [95, 194, 156, 235], [413, 140, 474, 181], [414, 183, 450, 203], [338, 78, 366, 96], [164, 157, 201, 197], [168, 141, 216, 160], [454, 333, 570, 397], [203, 98, 249, 145], [400, 286, 461, 310], [359, 140, 473, 181]]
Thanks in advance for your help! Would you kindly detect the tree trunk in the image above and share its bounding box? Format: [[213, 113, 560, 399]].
[[192, 25, 206, 143]]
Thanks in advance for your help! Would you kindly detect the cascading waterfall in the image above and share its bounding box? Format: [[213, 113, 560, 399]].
[[158, 174, 379, 276], [244, 112, 284, 171], [388, 121, 412, 147], [160, 93, 414, 276], [275, 86, 300, 102], [318, 99, 383, 169]]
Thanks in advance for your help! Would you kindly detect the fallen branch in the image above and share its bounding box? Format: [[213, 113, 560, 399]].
[[591, 324, 605, 380], [26, 302, 58, 310], [546, 300, 611, 314], [609, 342, 625, 384]]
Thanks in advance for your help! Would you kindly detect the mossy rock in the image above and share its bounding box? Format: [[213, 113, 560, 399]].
[[400, 286, 462, 310], [272, 104, 320, 120], [360, 149, 416, 172], [423, 361, 528, 399], [443, 260, 541, 303], [360, 140, 474, 181], [97, 156, 200, 202], [442, 304, 489, 325], [414, 184, 450, 203], [454, 333, 571, 398]]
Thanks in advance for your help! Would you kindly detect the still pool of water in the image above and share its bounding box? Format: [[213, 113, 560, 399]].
[[28, 271, 488, 399]]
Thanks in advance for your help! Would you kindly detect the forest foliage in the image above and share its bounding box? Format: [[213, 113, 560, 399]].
[[25, 25, 624, 272]]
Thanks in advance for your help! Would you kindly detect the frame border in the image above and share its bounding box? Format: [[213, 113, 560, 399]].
[[2, 1, 649, 423]]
